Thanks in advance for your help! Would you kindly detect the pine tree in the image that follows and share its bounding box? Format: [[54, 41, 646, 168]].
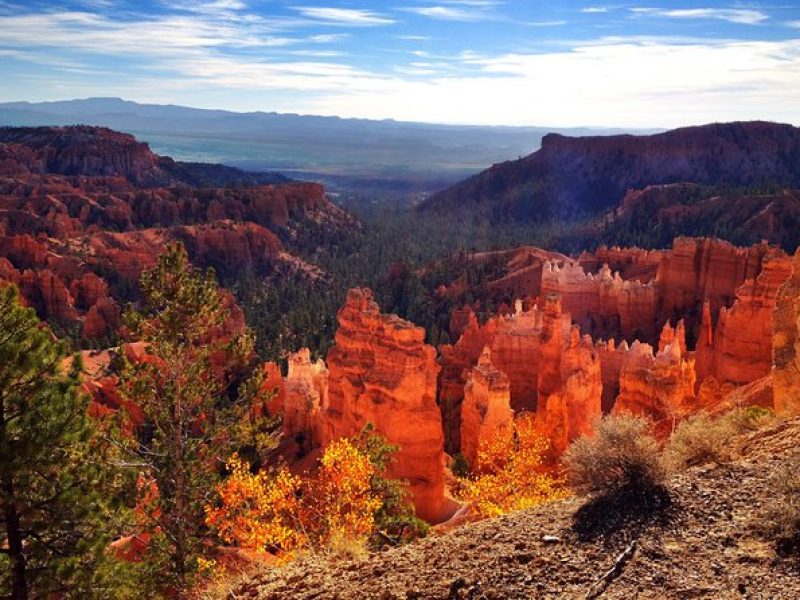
[[115, 243, 254, 593], [0, 285, 110, 599]]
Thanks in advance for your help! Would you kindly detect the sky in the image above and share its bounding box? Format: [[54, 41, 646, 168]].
[[0, 1, 799, 127]]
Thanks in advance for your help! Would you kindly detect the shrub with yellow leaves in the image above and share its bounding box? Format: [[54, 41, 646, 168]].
[[456, 413, 565, 518], [205, 439, 383, 559], [204, 454, 304, 555], [311, 438, 383, 545]]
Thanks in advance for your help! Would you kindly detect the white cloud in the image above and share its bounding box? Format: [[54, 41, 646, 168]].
[[293, 7, 394, 26], [309, 33, 348, 43], [525, 21, 567, 27], [300, 39, 800, 127], [582, 7, 609, 14], [406, 6, 479, 21], [631, 7, 769, 25], [1, 7, 798, 128], [786, 20, 800, 29]]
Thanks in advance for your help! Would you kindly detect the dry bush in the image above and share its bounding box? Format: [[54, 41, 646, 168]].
[[666, 413, 735, 470], [667, 407, 776, 472], [765, 453, 800, 556], [564, 414, 665, 497], [721, 405, 775, 433]]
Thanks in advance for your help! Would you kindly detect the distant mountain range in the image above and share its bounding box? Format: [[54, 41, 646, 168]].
[[422, 121, 800, 221], [0, 98, 649, 196]]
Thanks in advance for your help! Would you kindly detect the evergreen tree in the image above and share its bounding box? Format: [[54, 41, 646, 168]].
[[0, 285, 110, 599], [115, 243, 254, 593]]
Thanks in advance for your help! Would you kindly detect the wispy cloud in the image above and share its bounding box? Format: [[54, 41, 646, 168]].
[[293, 7, 394, 26], [525, 20, 567, 27], [405, 6, 479, 21], [1, 1, 798, 128], [582, 7, 609, 14], [630, 7, 769, 25], [405, 1, 501, 21]]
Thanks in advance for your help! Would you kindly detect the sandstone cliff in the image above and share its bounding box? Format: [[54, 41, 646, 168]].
[[460, 347, 513, 469], [323, 289, 453, 523], [422, 121, 800, 222], [773, 250, 800, 414]]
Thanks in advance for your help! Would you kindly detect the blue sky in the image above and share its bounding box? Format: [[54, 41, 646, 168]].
[[0, 1, 799, 126]]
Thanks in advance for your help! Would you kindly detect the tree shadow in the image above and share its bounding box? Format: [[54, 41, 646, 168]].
[[572, 483, 673, 542]]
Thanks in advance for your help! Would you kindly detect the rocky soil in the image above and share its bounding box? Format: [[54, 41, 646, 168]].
[[229, 418, 800, 599]]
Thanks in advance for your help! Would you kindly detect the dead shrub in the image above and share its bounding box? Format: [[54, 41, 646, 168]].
[[721, 405, 775, 433], [564, 414, 665, 496], [666, 413, 734, 470], [667, 407, 776, 471], [564, 414, 669, 539], [765, 453, 800, 556]]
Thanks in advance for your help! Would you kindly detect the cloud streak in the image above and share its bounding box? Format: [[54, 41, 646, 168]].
[[630, 7, 769, 25], [293, 7, 395, 26], [0, 2, 798, 127]]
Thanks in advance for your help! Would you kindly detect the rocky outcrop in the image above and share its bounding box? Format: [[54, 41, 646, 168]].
[[595, 183, 800, 253], [439, 310, 496, 453], [83, 297, 120, 339], [460, 347, 513, 469], [0, 125, 288, 188], [0, 126, 358, 341], [695, 253, 793, 386], [773, 250, 800, 414], [541, 259, 659, 340], [613, 339, 697, 434], [323, 289, 452, 523], [656, 237, 780, 319], [282, 348, 327, 454], [422, 121, 800, 222]]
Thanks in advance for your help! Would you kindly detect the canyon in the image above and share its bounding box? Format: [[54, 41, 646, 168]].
[[274, 238, 799, 521], [0, 126, 354, 340], [3, 125, 799, 527]]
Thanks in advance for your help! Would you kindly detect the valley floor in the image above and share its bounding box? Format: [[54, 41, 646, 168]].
[[229, 418, 800, 599]]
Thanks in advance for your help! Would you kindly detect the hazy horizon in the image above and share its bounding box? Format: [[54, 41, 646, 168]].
[[1, 1, 799, 129]]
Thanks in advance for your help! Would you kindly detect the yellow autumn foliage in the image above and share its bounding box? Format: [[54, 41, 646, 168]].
[[457, 413, 565, 518], [204, 438, 382, 557]]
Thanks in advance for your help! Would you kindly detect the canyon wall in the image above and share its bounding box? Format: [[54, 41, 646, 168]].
[[322, 288, 452, 523], [773, 250, 800, 414], [460, 347, 513, 469]]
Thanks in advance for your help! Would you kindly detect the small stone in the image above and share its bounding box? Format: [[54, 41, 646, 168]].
[[542, 535, 561, 543]]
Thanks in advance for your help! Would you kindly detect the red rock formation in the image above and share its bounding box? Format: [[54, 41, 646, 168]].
[[256, 362, 285, 417], [282, 348, 327, 453], [438, 310, 496, 453], [540, 258, 659, 340], [448, 305, 475, 341], [773, 250, 800, 414], [656, 237, 779, 318], [613, 339, 697, 435], [460, 347, 513, 468], [536, 326, 603, 457], [696, 254, 793, 386], [83, 297, 120, 339], [322, 288, 452, 523], [70, 272, 108, 310]]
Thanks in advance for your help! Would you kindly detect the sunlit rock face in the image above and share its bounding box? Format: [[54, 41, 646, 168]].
[[438, 310, 497, 454], [460, 347, 513, 469], [695, 253, 793, 386], [612, 337, 697, 435], [282, 348, 327, 454], [322, 288, 452, 523], [774, 250, 800, 415]]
